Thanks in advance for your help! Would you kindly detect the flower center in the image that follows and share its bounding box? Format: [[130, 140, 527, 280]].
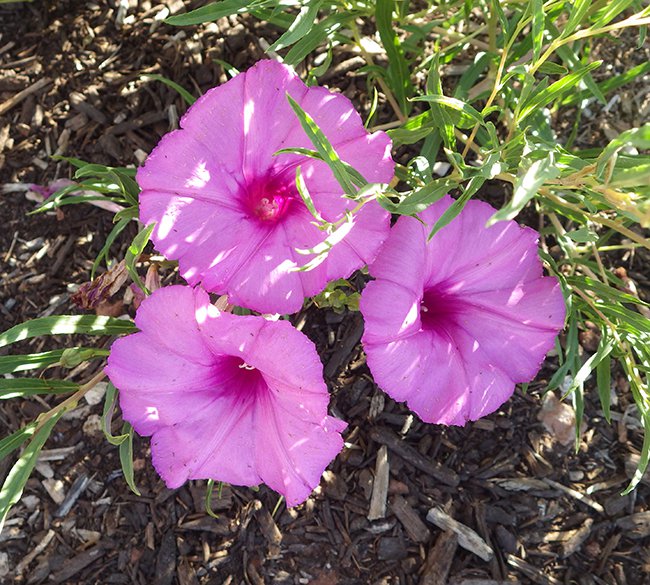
[[244, 174, 297, 223], [219, 356, 268, 401], [420, 287, 463, 333]]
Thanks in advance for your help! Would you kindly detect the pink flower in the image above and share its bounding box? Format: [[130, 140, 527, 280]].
[[138, 60, 393, 314], [360, 196, 566, 426], [105, 285, 345, 506]]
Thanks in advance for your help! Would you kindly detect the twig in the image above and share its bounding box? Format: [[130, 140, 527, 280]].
[[34, 369, 106, 433], [0, 77, 51, 116], [542, 478, 605, 514], [426, 507, 493, 561]]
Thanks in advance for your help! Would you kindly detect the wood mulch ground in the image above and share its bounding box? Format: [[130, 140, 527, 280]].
[[1, 2, 649, 584]]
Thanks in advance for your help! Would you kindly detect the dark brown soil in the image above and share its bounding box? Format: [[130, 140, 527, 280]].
[[1, 2, 650, 584]]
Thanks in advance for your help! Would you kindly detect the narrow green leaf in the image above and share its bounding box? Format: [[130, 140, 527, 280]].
[[572, 384, 585, 451], [108, 169, 140, 207], [165, 0, 253, 26], [284, 13, 347, 66], [92, 217, 131, 278], [295, 166, 326, 226], [0, 348, 108, 375], [425, 55, 455, 150], [427, 174, 487, 239], [554, 44, 607, 105], [596, 356, 612, 423], [286, 94, 357, 195], [205, 479, 222, 518], [488, 154, 560, 224], [596, 124, 650, 179], [531, 0, 544, 62], [454, 53, 492, 101], [562, 0, 591, 37], [119, 423, 141, 496], [0, 378, 78, 400], [0, 413, 62, 532], [413, 95, 484, 127], [375, 0, 411, 114], [537, 61, 568, 76], [0, 350, 69, 375], [608, 162, 650, 188], [622, 411, 650, 495], [566, 227, 599, 243], [0, 315, 136, 348], [126, 223, 155, 294], [308, 43, 332, 82], [0, 423, 37, 460], [592, 0, 636, 30], [141, 74, 196, 106], [566, 335, 616, 396], [102, 382, 130, 446], [519, 61, 602, 122], [563, 61, 650, 107], [381, 178, 456, 215], [268, 0, 323, 52]]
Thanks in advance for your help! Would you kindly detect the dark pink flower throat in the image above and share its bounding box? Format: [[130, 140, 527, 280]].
[[244, 174, 298, 223], [420, 287, 463, 333]]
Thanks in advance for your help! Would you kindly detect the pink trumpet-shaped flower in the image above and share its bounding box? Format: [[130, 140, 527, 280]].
[[360, 196, 566, 426], [105, 285, 345, 506], [138, 60, 393, 314]]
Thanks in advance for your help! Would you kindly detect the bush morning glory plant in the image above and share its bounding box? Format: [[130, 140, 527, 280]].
[[2, 1, 650, 527]]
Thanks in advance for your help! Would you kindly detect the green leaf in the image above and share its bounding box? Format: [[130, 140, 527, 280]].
[[0, 348, 108, 375], [427, 173, 488, 239], [592, 0, 636, 30], [536, 61, 568, 76], [0, 349, 69, 375], [108, 169, 140, 207], [554, 44, 607, 105], [268, 0, 323, 52], [564, 60, 650, 108], [119, 423, 141, 496], [141, 73, 197, 106], [165, 0, 254, 26], [375, 0, 411, 114], [0, 315, 136, 348], [286, 94, 357, 195], [562, 0, 591, 37], [597, 124, 650, 179], [414, 94, 484, 128], [566, 227, 599, 243], [425, 55, 456, 150], [0, 378, 78, 400], [596, 356, 612, 423], [608, 162, 650, 188], [519, 61, 602, 122], [59, 347, 109, 369], [102, 382, 130, 446], [284, 13, 347, 66], [488, 154, 560, 224], [622, 411, 650, 495], [308, 43, 332, 82], [294, 166, 326, 226], [566, 334, 616, 397], [126, 223, 156, 294], [531, 0, 544, 62], [92, 217, 131, 278], [454, 53, 492, 101], [205, 479, 222, 518], [0, 422, 37, 460], [381, 178, 456, 215], [0, 413, 62, 532]]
